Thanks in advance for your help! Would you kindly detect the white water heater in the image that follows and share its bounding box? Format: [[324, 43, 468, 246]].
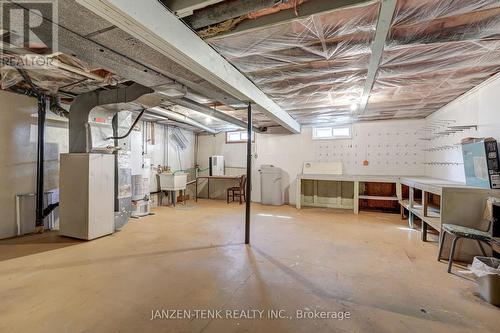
[[209, 155, 224, 176]]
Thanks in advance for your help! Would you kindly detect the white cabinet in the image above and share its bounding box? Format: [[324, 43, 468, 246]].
[[59, 153, 115, 240]]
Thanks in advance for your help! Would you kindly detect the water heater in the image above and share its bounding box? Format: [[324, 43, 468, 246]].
[[209, 155, 224, 176]]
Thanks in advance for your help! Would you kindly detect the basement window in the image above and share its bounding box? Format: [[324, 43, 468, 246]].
[[226, 131, 255, 143], [312, 126, 351, 140]]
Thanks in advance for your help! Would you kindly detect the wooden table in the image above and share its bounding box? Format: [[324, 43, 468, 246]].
[[195, 175, 242, 201]]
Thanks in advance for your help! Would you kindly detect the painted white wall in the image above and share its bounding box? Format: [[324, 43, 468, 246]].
[[145, 123, 196, 196], [424, 73, 500, 182], [146, 123, 196, 172], [0, 90, 68, 239], [197, 119, 425, 204]]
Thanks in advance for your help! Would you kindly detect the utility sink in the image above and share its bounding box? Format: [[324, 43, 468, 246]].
[[159, 173, 187, 190]]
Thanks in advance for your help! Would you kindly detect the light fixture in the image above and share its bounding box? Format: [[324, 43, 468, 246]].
[[205, 116, 212, 124], [350, 103, 358, 112]]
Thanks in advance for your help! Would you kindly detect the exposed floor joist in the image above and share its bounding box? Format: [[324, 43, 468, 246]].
[[208, 0, 372, 40], [185, 0, 283, 30], [77, 0, 301, 133], [160, 0, 225, 18], [357, 0, 397, 114]]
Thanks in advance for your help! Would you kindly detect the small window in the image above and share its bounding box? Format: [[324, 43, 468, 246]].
[[226, 131, 255, 143], [332, 127, 350, 137], [312, 126, 351, 140], [228, 132, 241, 142], [313, 127, 333, 138]]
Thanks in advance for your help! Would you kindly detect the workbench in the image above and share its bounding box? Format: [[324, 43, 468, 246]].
[[399, 177, 465, 238], [296, 174, 402, 214], [399, 176, 500, 260], [296, 173, 500, 261], [195, 175, 242, 201]]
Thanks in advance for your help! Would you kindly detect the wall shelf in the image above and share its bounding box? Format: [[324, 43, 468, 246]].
[[399, 176, 499, 261], [358, 195, 398, 201]]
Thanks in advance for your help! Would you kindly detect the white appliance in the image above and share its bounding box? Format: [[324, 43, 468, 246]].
[[131, 170, 151, 217], [259, 165, 283, 205], [59, 153, 115, 240], [131, 146, 151, 217], [131, 199, 150, 217], [302, 162, 343, 175], [209, 155, 224, 176]]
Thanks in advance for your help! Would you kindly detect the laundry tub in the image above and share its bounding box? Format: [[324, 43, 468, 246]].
[[159, 173, 188, 191]]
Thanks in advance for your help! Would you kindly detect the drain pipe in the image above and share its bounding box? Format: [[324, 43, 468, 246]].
[[16, 68, 51, 229], [49, 96, 69, 118], [35, 95, 47, 229], [147, 107, 218, 134], [106, 108, 146, 140], [8, 86, 38, 98], [169, 97, 267, 133]]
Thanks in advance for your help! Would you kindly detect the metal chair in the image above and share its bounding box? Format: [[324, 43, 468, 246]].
[[437, 222, 492, 273], [227, 175, 246, 204]]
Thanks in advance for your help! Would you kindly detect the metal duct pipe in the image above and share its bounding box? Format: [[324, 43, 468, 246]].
[[69, 83, 154, 153], [171, 97, 267, 133], [147, 107, 218, 134]]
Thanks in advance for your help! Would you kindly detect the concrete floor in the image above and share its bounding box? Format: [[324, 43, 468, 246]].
[[0, 200, 498, 332]]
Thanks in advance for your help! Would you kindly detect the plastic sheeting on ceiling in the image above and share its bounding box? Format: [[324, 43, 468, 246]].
[[363, 0, 500, 121], [0, 53, 121, 95], [209, 1, 379, 125], [208, 0, 500, 124]]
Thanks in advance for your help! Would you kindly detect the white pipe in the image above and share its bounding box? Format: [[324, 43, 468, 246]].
[[147, 107, 218, 134]]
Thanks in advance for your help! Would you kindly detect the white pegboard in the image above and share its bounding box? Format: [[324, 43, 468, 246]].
[[312, 120, 425, 175]]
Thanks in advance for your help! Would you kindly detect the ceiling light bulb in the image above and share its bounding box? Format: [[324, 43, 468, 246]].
[[205, 116, 212, 123], [350, 103, 358, 112]]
